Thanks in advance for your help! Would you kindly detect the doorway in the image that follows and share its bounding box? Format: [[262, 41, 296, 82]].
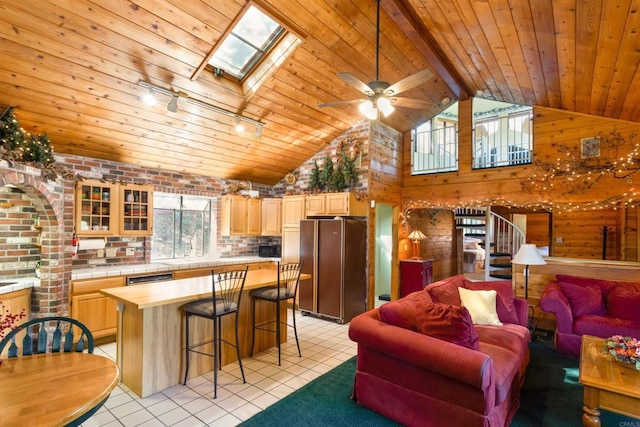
[[374, 203, 393, 307]]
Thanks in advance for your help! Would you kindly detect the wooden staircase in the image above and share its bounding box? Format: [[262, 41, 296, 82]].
[[455, 207, 525, 281]]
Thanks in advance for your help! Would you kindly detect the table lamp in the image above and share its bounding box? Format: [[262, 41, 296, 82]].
[[408, 229, 426, 259], [512, 244, 546, 300]]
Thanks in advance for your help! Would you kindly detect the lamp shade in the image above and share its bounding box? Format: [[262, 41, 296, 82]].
[[512, 244, 546, 265], [408, 229, 426, 241]]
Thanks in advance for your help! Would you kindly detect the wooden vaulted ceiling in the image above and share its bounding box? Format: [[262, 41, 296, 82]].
[[1, 0, 639, 185]]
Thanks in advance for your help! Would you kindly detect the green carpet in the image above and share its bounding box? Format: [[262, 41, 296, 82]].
[[241, 341, 638, 426]]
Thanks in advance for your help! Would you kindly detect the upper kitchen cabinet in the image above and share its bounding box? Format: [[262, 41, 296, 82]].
[[221, 195, 261, 236], [75, 180, 118, 236], [119, 184, 153, 236], [74, 180, 153, 237], [306, 192, 367, 217], [261, 198, 282, 236], [282, 195, 306, 227]]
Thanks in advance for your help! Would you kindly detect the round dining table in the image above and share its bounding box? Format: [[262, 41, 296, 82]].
[[0, 351, 119, 426]]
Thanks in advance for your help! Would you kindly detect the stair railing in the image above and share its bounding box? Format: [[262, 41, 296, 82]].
[[485, 211, 525, 281]]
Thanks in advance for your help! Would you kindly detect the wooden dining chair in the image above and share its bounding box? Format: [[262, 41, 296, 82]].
[[0, 316, 94, 357], [250, 261, 303, 366], [182, 266, 248, 399], [0, 316, 101, 427]]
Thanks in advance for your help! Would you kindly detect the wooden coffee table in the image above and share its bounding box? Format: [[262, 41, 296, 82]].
[[579, 335, 640, 426]]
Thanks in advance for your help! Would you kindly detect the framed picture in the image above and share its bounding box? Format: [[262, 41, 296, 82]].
[[581, 137, 600, 158]]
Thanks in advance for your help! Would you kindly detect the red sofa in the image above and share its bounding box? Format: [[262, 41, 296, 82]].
[[539, 274, 640, 357], [349, 275, 530, 427]]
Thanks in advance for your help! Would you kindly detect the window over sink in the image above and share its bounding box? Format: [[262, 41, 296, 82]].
[[151, 193, 214, 261]]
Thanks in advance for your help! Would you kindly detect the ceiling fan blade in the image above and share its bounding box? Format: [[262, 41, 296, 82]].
[[384, 69, 433, 96], [337, 72, 375, 96], [317, 99, 362, 108], [390, 97, 432, 109]]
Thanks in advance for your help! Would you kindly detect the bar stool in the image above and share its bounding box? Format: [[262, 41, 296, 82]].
[[250, 262, 302, 366], [182, 267, 248, 398]]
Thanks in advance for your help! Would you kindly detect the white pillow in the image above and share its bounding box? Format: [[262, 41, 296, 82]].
[[458, 287, 503, 326]]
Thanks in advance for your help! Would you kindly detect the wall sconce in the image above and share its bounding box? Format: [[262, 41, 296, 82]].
[[408, 229, 426, 260], [137, 80, 265, 137]]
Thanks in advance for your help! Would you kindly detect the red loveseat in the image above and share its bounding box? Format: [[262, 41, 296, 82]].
[[348, 275, 530, 427], [539, 274, 640, 357]]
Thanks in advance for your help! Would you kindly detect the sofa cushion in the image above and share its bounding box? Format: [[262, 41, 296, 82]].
[[573, 314, 640, 338], [414, 299, 480, 350], [607, 287, 640, 322], [557, 281, 606, 317], [464, 279, 519, 324], [478, 342, 522, 406], [476, 323, 530, 352], [427, 275, 464, 306], [555, 274, 640, 296], [378, 291, 433, 331], [458, 287, 503, 326]]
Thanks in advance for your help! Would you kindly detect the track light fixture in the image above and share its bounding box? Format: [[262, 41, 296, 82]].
[[167, 93, 179, 112], [142, 89, 156, 106], [234, 116, 245, 133], [137, 80, 265, 137]]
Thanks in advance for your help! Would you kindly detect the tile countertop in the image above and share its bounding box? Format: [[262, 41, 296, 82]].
[[71, 256, 280, 280], [0, 277, 40, 295]]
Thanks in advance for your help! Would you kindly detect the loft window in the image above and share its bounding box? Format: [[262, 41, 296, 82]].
[[209, 5, 285, 80]]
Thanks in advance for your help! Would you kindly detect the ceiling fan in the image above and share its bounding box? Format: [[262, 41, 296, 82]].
[[318, 0, 434, 119]]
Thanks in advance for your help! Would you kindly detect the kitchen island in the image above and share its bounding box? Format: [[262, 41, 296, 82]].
[[101, 268, 309, 398]]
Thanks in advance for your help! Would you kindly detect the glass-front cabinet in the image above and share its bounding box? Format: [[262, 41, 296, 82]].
[[76, 181, 117, 236], [120, 185, 153, 236], [74, 180, 153, 236]]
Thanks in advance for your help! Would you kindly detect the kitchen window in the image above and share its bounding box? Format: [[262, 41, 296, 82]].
[[151, 194, 214, 260]]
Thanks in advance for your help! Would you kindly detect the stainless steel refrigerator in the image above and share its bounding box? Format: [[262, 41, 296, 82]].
[[299, 218, 367, 323]]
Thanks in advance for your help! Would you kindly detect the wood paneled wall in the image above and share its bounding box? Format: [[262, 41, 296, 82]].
[[410, 209, 457, 282], [552, 209, 619, 260]]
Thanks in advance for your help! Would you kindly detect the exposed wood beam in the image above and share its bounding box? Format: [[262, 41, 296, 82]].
[[384, 0, 471, 100]]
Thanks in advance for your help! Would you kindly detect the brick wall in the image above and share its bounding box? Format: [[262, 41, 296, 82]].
[[0, 186, 40, 277]]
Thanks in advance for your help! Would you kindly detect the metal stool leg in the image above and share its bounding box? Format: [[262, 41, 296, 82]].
[[234, 312, 246, 383], [183, 313, 190, 385]]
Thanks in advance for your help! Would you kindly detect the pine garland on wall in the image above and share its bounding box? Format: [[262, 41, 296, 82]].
[[0, 106, 71, 180]]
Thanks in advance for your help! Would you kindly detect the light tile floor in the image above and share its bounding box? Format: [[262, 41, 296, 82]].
[[83, 311, 357, 427]]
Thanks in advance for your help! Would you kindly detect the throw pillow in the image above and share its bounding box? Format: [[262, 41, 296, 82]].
[[458, 287, 503, 326], [557, 281, 606, 317], [427, 275, 464, 306], [414, 299, 479, 350], [463, 279, 519, 324], [378, 291, 433, 331], [606, 287, 640, 322]]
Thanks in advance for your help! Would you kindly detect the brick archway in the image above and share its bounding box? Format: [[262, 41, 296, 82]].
[[0, 162, 73, 316]]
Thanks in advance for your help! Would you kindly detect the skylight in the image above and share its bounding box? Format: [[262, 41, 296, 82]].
[[209, 5, 284, 80]]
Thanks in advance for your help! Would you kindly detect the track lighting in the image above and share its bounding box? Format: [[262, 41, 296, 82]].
[[167, 93, 179, 112], [137, 80, 265, 137], [234, 116, 245, 133], [142, 89, 156, 106]]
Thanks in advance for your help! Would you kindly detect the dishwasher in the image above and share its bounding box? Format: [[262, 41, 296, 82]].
[[126, 272, 174, 285]]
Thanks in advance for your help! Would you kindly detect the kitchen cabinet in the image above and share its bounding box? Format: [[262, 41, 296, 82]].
[[75, 180, 153, 237], [70, 276, 124, 341], [281, 195, 306, 263], [400, 259, 433, 298], [119, 184, 153, 236], [75, 180, 118, 236], [305, 192, 367, 217], [0, 288, 31, 357], [220, 195, 261, 236], [261, 198, 282, 236]]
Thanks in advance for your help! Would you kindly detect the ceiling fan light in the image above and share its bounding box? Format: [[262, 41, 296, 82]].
[[359, 100, 374, 115], [377, 97, 394, 117]]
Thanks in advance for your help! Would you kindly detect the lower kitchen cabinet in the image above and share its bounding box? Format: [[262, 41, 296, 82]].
[[70, 276, 124, 341], [0, 288, 31, 357]]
